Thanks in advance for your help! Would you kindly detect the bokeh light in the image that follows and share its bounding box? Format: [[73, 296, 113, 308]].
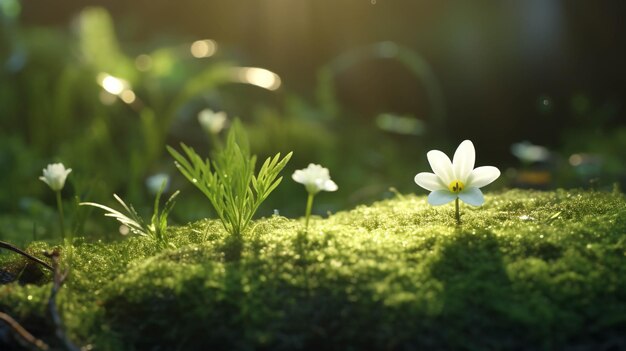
[[120, 90, 136, 104], [97, 73, 128, 95], [234, 67, 281, 90], [135, 54, 153, 71], [190, 39, 217, 58]]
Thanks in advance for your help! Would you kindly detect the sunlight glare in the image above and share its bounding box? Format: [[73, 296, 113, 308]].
[[237, 67, 281, 90], [120, 90, 136, 104], [97, 73, 128, 95], [190, 40, 217, 58]]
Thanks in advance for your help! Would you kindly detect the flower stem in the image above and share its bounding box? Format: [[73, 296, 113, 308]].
[[305, 192, 315, 231], [55, 191, 65, 241], [455, 197, 461, 225]]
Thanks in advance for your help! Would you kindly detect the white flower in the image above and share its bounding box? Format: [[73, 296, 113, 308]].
[[198, 109, 228, 134], [145, 173, 170, 195], [292, 163, 338, 194], [414, 140, 500, 206], [39, 163, 72, 192]]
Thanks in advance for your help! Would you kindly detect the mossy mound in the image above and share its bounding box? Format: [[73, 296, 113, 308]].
[[1, 189, 626, 350]]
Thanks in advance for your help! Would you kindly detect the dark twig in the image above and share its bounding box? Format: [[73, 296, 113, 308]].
[[0, 240, 53, 272], [44, 250, 82, 351], [0, 312, 50, 351]]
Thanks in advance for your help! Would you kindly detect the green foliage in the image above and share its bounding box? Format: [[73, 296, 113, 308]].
[[168, 119, 293, 236], [77, 7, 137, 82], [0, 6, 240, 217], [1, 190, 626, 350], [80, 183, 179, 248]]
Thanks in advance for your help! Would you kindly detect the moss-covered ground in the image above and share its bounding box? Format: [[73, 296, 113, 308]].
[[1, 189, 626, 350]]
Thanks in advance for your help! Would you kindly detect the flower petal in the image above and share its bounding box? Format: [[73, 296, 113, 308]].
[[427, 150, 454, 185], [414, 172, 446, 192], [458, 187, 484, 206], [291, 170, 306, 183], [452, 140, 475, 182], [467, 166, 500, 188], [322, 179, 338, 192], [427, 190, 457, 206]]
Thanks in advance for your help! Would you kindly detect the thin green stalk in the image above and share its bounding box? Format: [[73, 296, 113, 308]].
[[455, 197, 460, 225], [55, 191, 65, 240], [209, 135, 223, 152], [305, 193, 315, 231]]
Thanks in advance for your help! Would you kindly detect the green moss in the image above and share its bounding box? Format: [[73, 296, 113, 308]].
[[1, 189, 626, 350]]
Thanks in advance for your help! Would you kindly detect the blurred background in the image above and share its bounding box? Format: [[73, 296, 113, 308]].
[[1, 0, 625, 244]]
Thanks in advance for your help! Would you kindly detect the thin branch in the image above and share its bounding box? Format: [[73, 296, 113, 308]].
[[0, 240, 53, 271], [0, 312, 50, 351], [44, 250, 82, 351]]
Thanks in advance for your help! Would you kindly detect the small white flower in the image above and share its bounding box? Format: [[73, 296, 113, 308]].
[[414, 140, 500, 206], [511, 141, 550, 163], [198, 109, 228, 134], [292, 163, 338, 194], [39, 163, 72, 192], [145, 173, 170, 195]]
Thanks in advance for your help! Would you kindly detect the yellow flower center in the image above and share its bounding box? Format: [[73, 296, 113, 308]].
[[448, 180, 464, 193]]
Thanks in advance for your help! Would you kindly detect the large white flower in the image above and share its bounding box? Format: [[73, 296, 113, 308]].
[[292, 163, 338, 194], [414, 140, 500, 206], [39, 163, 72, 192]]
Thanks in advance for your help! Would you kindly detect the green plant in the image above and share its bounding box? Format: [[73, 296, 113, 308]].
[[80, 182, 179, 248], [167, 120, 292, 236]]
